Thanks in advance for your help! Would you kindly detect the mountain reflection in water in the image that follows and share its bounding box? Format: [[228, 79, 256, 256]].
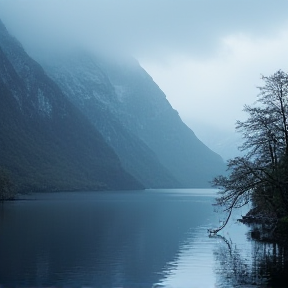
[[0, 189, 287, 287]]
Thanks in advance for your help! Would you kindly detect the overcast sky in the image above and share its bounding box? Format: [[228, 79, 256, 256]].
[[1, 0, 288, 133]]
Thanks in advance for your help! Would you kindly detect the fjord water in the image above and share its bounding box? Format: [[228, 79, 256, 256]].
[[0, 189, 286, 287]]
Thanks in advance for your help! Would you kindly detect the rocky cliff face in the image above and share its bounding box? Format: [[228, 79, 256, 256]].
[[38, 52, 226, 188], [0, 20, 143, 192]]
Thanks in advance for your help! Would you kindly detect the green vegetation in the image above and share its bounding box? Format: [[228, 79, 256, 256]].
[[210, 70, 288, 239]]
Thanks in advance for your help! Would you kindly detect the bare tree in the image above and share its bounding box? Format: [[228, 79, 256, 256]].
[[209, 70, 288, 234]]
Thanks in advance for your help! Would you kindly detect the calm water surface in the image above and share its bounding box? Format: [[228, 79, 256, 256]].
[[0, 189, 286, 287]]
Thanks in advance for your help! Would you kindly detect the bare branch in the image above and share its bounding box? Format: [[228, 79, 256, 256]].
[[210, 70, 288, 234]]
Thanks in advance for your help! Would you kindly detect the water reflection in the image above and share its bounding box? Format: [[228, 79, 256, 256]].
[[213, 232, 288, 288], [0, 190, 218, 287], [156, 205, 249, 288], [0, 190, 287, 288], [214, 234, 262, 287], [157, 225, 217, 287]]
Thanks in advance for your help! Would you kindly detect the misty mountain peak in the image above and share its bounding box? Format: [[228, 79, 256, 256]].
[[37, 48, 226, 188], [0, 18, 143, 192]]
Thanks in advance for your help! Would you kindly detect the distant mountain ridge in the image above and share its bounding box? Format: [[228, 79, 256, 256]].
[[0, 19, 143, 192], [37, 52, 226, 188], [99, 57, 226, 187], [0, 17, 226, 192], [38, 53, 180, 188]]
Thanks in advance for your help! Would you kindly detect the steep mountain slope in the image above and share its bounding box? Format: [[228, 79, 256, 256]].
[[38, 52, 226, 187], [38, 53, 180, 188], [0, 20, 142, 192], [101, 58, 226, 187], [190, 121, 242, 160]]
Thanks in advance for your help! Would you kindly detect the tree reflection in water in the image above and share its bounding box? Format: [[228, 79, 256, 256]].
[[213, 233, 288, 288]]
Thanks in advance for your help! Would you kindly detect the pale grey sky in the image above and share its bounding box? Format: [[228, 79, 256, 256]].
[[1, 0, 288, 132]]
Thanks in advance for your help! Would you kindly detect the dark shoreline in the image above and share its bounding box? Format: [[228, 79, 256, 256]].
[[239, 214, 288, 245]]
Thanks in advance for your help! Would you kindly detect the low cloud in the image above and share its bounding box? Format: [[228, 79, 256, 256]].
[[1, 0, 288, 59], [1, 0, 288, 132], [140, 26, 288, 131]]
